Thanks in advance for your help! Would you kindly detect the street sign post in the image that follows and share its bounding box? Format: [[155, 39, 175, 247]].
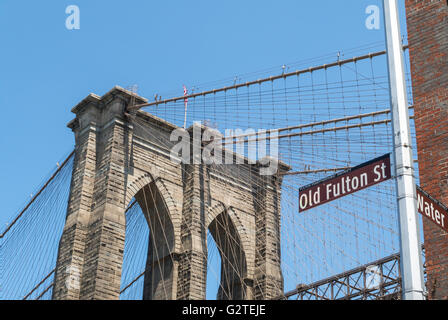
[[383, 0, 425, 300]]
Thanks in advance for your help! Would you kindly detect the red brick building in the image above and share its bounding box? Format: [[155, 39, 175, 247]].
[[405, 0, 448, 299]]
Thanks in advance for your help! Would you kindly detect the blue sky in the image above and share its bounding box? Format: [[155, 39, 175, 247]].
[[0, 0, 408, 227], [0, 0, 412, 300]]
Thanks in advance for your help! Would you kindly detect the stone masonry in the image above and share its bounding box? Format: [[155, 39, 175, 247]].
[[405, 0, 448, 299], [52, 86, 289, 300]]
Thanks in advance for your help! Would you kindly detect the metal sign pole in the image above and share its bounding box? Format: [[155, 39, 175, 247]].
[[382, 0, 425, 300]]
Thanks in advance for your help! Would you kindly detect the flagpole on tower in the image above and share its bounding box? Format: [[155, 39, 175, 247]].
[[382, 0, 425, 300], [183, 85, 188, 129]]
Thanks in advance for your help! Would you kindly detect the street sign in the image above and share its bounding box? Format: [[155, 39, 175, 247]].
[[299, 154, 391, 212], [416, 186, 448, 233]]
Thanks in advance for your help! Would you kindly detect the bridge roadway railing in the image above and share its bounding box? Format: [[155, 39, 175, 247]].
[[277, 246, 425, 300]]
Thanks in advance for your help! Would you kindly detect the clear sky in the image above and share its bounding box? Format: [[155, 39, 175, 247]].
[[0, 0, 409, 227], [0, 0, 411, 300]]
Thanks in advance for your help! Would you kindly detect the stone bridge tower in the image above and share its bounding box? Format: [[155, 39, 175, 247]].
[[51, 86, 289, 300]]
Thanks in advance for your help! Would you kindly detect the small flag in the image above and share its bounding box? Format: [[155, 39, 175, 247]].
[[183, 85, 188, 103], [183, 85, 188, 129]]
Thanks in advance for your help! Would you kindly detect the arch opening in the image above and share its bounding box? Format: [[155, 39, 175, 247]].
[[206, 230, 221, 300], [120, 200, 149, 300], [208, 210, 248, 300], [135, 182, 176, 300], [120, 180, 176, 300]]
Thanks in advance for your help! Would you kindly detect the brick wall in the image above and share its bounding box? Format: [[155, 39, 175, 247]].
[[405, 0, 448, 299]]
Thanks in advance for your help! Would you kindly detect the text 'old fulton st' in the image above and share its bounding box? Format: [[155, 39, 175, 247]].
[[299, 154, 391, 212]]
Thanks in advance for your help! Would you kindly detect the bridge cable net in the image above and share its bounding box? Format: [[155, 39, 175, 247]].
[[120, 43, 422, 300], [0, 151, 74, 300], [1, 43, 423, 300]]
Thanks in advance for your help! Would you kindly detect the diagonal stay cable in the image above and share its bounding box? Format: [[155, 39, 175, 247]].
[[0, 150, 75, 239]]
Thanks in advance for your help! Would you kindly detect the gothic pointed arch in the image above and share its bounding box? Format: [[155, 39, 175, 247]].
[[207, 202, 249, 300]]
